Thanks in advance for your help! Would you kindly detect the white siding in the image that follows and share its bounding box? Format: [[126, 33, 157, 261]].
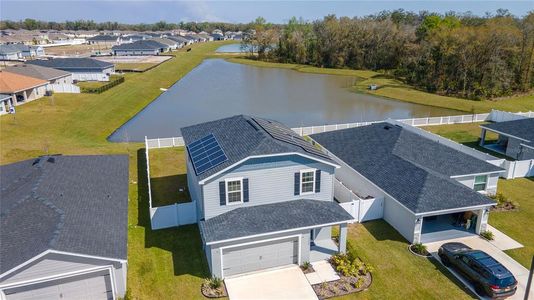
[[201, 155, 335, 219], [454, 173, 499, 195], [383, 196, 418, 243]]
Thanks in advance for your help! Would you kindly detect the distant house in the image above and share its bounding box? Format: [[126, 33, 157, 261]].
[[9, 44, 45, 58], [0, 71, 48, 110], [210, 33, 225, 41], [86, 34, 120, 46], [112, 40, 169, 56], [0, 155, 129, 299], [0, 45, 22, 60], [480, 118, 534, 160], [27, 58, 115, 82], [184, 35, 200, 43], [124, 34, 150, 42], [5, 64, 80, 94], [149, 37, 180, 50], [166, 35, 190, 47]]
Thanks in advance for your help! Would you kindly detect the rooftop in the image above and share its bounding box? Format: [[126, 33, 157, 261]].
[[200, 199, 353, 243], [0, 71, 48, 93], [0, 155, 129, 274], [481, 118, 534, 148], [112, 39, 168, 51], [180, 115, 336, 181], [5, 64, 71, 81], [310, 122, 501, 214], [27, 57, 113, 70]]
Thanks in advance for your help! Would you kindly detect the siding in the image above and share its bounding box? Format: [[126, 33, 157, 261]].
[[454, 173, 499, 195], [383, 195, 417, 243], [506, 137, 522, 159], [201, 155, 335, 219], [186, 155, 203, 220]]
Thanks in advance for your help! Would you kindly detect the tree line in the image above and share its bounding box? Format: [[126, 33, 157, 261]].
[[243, 10, 534, 99], [0, 19, 251, 33]]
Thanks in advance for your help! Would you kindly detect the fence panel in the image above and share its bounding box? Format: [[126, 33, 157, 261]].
[[489, 110, 529, 122], [150, 205, 178, 230]]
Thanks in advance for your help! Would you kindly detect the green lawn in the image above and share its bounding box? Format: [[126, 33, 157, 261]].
[[148, 147, 190, 206], [115, 62, 159, 72], [76, 74, 123, 89], [227, 57, 534, 113], [338, 221, 474, 299]]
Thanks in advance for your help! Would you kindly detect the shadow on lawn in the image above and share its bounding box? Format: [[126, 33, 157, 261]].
[[137, 148, 209, 278], [150, 174, 191, 207]]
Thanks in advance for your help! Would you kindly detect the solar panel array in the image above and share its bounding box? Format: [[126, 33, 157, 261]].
[[187, 133, 228, 175], [252, 117, 330, 159]]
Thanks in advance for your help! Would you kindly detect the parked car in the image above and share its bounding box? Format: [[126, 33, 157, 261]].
[[438, 242, 517, 299]]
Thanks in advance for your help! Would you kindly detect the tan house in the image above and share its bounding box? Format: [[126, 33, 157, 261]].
[[0, 71, 48, 114], [5, 64, 80, 93]]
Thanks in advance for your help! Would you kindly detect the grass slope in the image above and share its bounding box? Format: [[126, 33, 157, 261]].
[[227, 57, 534, 113]]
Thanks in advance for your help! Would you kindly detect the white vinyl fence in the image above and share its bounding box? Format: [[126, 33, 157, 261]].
[[501, 159, 534, 179], [50, 83, 80, 93], [334, 179, 384, 223], [145, 136, 196, 230]]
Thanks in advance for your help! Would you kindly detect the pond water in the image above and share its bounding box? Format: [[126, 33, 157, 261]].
[[109, 59, 459, 142], [215, 43, 247, 53]]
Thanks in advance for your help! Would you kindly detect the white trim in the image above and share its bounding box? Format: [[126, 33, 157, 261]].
[[479, 126, 531, 143], [199, 153, 340, 185], [299, 168, 316, 195], [219, 234, 301, 278], [0, 250, 126, 279], [450, 170, 504, 178], [206, 220, 348, 245], [417, 204, 494, 217], [473, 174, 488, 192], [225, 177, 243, 205], [0, 266, 115, 297]]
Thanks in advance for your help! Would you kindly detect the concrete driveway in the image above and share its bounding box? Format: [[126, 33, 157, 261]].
[[426, 235, 533, 300], [225, 265, 318, 300]]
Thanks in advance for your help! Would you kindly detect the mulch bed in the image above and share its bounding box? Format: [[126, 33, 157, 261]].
[[491, 203, 518, 212], [301, 265, 316, 274], [409, 244, 432, 257], [312, 272, 372, 299], [201, 282, 228, 298]]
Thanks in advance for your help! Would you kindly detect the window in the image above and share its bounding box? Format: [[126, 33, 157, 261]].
[[300, 169, 316, 194], [226, 178, 243, 204], [474, 175, 487, 192]]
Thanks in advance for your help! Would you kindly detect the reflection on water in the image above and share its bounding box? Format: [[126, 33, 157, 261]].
[[109, 59, 459, 142]]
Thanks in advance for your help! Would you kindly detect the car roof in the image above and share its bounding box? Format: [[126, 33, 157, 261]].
[[466, 251, 514, 279]]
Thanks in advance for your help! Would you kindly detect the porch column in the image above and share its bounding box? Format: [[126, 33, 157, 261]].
[[11, 94, 17, 106], [475, 208, 490, 234], [479, 129, 487, 146], [413, 217, 423, 244], [23, 90, 28, 101], [338, 223, 348, 253]]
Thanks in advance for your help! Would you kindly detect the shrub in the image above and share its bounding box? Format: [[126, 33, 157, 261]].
[[411, 243, 428, 255], [81, 76, 125, 94], [361, 263, 374, 275], [205, 276, 222, 289], [330, 253, 367, 277], [481, 230, 495, 240], [301, 261, 311, 270], [354, 276, 365, 289]]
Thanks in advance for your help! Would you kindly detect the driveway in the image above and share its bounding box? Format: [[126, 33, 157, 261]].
[[225, 265, 318, 300], [426, 235, 533, 300]]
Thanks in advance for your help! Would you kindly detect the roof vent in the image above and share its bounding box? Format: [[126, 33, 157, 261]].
[[383, 125, 392, 130], [32, 158, 41, 165], [47, 157, 55, 163], [246, 119, 260, 131]]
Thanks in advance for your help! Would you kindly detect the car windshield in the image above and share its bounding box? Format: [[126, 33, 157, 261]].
[[495, 276, 516, 287]]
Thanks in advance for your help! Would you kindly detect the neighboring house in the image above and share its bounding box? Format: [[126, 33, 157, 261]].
[[0, 155, 129, 300], [181, 115, 353, 278], [0, 45, 22, 60], [27, 58, 115, 82], [149, 37, 180, 50], [124, 34, 150, 42], [5, 64, 80, 94], [165, 35, 190, 47], [112, 40, 169, 56], [210, 33, 225, 41], [479, 118, 534, 160], [0, 71, 48, 107], [184, 35, 200, 43], [0, 94, 12, 115], [10, 44, 45, 58], [86, 34, 120, 46], [310, 121, 504, 244]]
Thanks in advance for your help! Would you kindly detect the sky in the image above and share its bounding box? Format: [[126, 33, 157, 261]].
[[1, 1, 533, 24]]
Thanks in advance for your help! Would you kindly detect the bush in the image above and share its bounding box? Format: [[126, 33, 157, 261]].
[[411, 243, 428, 255], [301, 261, 311, 270], [205, 276, 222, 289], [481, 230, 495, 241], [330, 253, 372, 277]]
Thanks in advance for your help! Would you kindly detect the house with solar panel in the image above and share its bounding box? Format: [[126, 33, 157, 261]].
[[181, 115, 353, 278]]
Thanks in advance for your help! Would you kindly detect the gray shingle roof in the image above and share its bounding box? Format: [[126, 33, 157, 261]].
[[112, 40, 168, 51], [166, 36, 189, 43], [180, 115, 336, 181], [27, 58, 113, 70], [87, 35, 118, 41], [481, 118, 534, 147], [0, 44, 21, 55], [200, 199, 353, 243], [0, 155, 129, 274], [5, 64, 71, 81], [310, 123, 500, 214]]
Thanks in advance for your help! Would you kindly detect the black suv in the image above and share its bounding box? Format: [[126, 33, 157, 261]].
[[438, 242, 517, 299]]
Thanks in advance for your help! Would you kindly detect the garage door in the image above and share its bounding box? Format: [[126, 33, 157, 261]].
[[4, 271, 113, 300], [222, 237, 299, 277]]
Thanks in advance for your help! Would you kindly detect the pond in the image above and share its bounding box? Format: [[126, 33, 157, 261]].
[[109, 59, 459, 142], [215, 43, 248, 53]]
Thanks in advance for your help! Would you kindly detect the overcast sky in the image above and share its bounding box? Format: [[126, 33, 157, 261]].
[[1, 1, 532, 24]]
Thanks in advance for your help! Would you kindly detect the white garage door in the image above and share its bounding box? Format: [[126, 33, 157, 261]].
[[222, 237, 299, 277], [4, 271, 113, 300]]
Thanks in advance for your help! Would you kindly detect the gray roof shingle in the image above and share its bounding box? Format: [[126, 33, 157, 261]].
[[112, 40, 168, 51], [0, 155, 129, 274], [481, 118, 534, 147], [27, 58, 113, 71], [200, 199, 353, 243], [5, 64, 71, 81], [310, 123, 501, 214], [180, 115, 336, 181]]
